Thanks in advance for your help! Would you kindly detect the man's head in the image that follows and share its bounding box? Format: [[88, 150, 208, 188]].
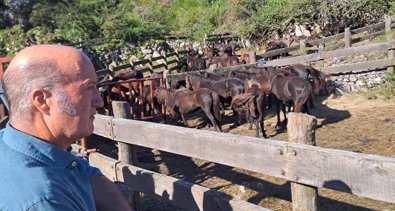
[[2, 45, 103, 149]]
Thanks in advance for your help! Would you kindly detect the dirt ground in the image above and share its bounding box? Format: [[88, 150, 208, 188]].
[[89, 92, 395, 211]]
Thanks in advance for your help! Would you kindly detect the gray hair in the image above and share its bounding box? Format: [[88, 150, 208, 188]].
[[2, 58, 65, 123], [55, 88, 77, 116]]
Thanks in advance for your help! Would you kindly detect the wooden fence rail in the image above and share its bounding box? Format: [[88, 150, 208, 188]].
[[167, 37, 395, 84], [89, 153, 268, 211], [91, 114, 395, 206], [96, 49, 190, 80], [259, 17, 395, 60]]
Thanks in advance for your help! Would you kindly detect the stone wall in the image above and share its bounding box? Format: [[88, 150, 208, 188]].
[[325, 69, 387, 94]]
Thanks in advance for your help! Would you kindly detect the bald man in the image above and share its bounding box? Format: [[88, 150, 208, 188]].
[[0, 45, 132, 211]]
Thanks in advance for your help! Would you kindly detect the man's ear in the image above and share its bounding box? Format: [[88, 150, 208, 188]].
[[32, 89, 52, 115]]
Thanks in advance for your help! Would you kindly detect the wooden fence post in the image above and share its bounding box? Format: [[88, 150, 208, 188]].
[[108, 63, 115, 81], [385, 16, 394, 74], [249, 51, 256, 64], [111, 101, 140, 211], [147, 56, 153, 73], [300, 40, 306, 55], [318, 44, 325, 71], [288, 113, 318, 211], [162, 52, 168, 72], [344, 27, 351, 48]]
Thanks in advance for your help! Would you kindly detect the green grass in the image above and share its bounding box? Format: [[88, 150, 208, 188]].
[[362, 72, 395, 100]]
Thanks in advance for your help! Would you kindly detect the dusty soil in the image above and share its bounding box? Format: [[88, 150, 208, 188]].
[[89, 92, 395, 211]]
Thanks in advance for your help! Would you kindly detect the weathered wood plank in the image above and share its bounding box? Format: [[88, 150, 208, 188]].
[[352, 22, 385, 34], [167, 59, 178, 65], [151, 55, 165, 62], [90, 153, 269, 211], [134, 59, 150, 66], [152, 63, 166, 70], [260, 45, 300, 59], [288, 113, 318, 211], [322, 58, 394, 74], [262, 53, 322, 66], [96, 69, 108, 77], [113, 63, 132, 71], [261, 41, 393, 68], [93, 115, 114, 139], [93, 116, 395, 203], [323, 42, 390, 59], [116, 162, 269, 211], [90, 152, 118, 181]]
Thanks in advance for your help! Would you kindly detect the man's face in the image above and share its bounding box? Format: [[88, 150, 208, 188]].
[[52, 57, 103, 143]]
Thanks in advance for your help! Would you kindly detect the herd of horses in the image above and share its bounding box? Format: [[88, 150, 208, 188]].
[[177, 43, 247, 72], [100, 60, 327, 139]]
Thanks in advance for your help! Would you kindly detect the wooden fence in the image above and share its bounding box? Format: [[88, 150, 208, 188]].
[[166, 17, 395, 84], [89, 111, 395, 210], [0, 56, 12, 126], [96, 49, 191, 81], [259, 16, 395, 60]]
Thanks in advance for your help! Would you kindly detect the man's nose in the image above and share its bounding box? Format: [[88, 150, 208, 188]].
[[93, 91, 104, 108]]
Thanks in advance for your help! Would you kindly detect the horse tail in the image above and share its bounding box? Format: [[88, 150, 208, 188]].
[[230, 93, 255, 110], [212, 91, 222, 123], [306, 66, 327, 95], [294, 83, 312, 113]]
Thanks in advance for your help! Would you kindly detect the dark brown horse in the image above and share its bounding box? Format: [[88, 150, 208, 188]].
[[154, 87, 222, 132], [231, 93, 267, 138], [206, 55, 240, 69], [185, 74, 245, 100], [271, 74, 313, 128], [141, 72, 163, 115], [204, 43, 235, 58], [276, 64, 327, 95], [233, 67, 313, 129], [265, 41, 289, 60], [192, 71, 223, 81], [185, 73, 245, 117], [178, 52, 206, 72]]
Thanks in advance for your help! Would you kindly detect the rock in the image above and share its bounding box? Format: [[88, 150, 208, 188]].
[[141, 48, 153, 55], [356, 80, 365, 86], [374, 77, 383, 84], [367, 80, 375, 88], [239, 185, 246, 193]]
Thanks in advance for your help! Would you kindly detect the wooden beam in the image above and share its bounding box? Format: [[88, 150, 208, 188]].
[[322, 58, 394, 74], [92, 115, 395, 203], [288, 113, 318, 211], [90, 152, 118, 181], [323, 42, 391, 59], [260, 41, 393, 70], [262, 53, 322, 67], [90, 153, 269, 211]]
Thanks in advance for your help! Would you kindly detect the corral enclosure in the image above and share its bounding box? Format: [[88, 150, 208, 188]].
[[1, 16, 395, 211], [82, 17, 395, 211]]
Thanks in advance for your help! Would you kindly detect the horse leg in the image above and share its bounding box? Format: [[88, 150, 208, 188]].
[[258, 95, 267, 139], [266, 94, 272, 109], [249, 120, 253, 130], [275, 99, 282, 130], [203, 108, 221, 132], [180, 112, 189, 127], [233, 108, 242, 126], [282, 102, 288, 126], [309, 96, 315, 109], [254, 119, 260, 138]]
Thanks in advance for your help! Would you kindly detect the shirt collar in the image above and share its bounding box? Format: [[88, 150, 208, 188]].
[[2, 123, 77, 168]]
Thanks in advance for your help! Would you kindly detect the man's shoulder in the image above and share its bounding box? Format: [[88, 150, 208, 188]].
[[0, 140, 66, 210]]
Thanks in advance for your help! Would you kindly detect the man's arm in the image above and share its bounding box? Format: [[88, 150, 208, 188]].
[[90, 175, 133, 211]]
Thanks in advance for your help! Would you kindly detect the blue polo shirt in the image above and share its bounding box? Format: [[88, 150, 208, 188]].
[[0, 123, 102, 211]]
